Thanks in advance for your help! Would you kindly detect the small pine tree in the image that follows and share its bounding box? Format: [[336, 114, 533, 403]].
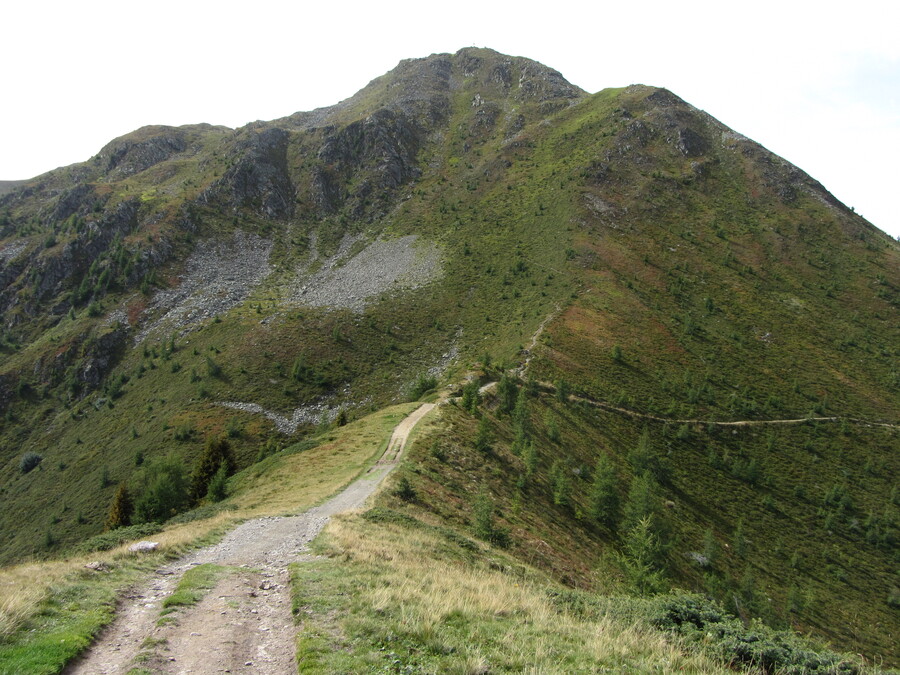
[[589, 454, 619, 527], [628, 428, 666, 482], [618, 516, 665, 595], [732, 518, 748, 558], [472, 492, 509, 547], [622, 471, 659, 533], [512, 387, 530, 434], [190, 436, 235, 501], [461, 381, 481, 414], [206, 464, 228, 502], [702, 527, 719, 566], [551, 461, 571, 507], [497, 374, 518, 415], [555, 379, 570, 403], [105, 483, 133, 530], [474, 416, 492, 454], [393, 476, 416, 502], [523, 440, 538, 478]]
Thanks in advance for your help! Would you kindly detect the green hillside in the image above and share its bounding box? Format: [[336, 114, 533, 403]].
[[0, 47, 896, 668]]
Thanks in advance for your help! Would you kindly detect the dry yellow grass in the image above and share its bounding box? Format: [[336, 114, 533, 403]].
[[304, 513, 729, 673]]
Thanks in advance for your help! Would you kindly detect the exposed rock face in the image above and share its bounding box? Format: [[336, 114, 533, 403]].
[[0, 199, 141, 321], [312, 109, 424, 219], [219, 128, 294, 219], [99, 127, 189, 177]]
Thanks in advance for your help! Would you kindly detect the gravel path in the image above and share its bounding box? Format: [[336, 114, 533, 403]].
[[64, 403, 435, 675]]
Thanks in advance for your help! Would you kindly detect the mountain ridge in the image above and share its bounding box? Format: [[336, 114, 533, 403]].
[[0, 47, 897, 669]]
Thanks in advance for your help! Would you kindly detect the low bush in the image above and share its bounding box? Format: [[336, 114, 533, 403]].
[[75, 523, 161, 554], [652, 593, 861, 674]]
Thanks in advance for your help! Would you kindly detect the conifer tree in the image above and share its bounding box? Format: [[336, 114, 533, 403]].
[[105, 482, 133, 530], [589, 454, 619, 527], [190, 436, 235, 501]]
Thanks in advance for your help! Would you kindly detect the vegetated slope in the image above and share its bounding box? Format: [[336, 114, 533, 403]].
[[0, 46, 897, 663]]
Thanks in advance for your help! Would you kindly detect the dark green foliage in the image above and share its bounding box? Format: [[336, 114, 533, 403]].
[[555, 378, 571, 403], [75, 522, 161, 553], [133, 457, 190, 523], [105, 483, 132, 530], [522, 440, 538, 478], [546, 413, 560, 443], [190, 436, 235, 501], [19, 451, 43, 474], [589, 454, 619, 526], [627, 428, 666, 482], [622, 471, 659, 533], [732, 518, 748, 558], [512, 387, 530, 433], [205, 355, 222, 378], [618, 517, 666, 595], [471, 492, 509, 547], [702, 528, 719, 567], [497, 374, 518, 415], [392, 476, 416, 502], [550, 461, 571, 507], [474, 416, 492, 454], [409, 373, 438, 401], [461, 381, 481, 414], [653, 593, 861, 674], [205, 464, 228, 503]]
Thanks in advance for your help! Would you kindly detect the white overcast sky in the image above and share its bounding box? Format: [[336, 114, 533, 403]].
[[2, 0, 898, 237]]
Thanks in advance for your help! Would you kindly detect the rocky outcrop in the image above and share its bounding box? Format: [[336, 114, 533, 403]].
[[217, 127, 294, 219], [0, 199, 140, 319], [98, 126, 189, 178]]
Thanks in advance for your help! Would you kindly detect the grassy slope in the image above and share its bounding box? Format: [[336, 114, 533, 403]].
[[0, 51, 897, 666]]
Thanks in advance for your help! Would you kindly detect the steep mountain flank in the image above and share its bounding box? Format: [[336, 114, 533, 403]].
[[0, 47, 897, 666]]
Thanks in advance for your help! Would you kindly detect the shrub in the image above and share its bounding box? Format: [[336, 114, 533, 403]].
[[133, 457, 191, 523], [105, 482, 133, 530], [205, 355, 222, 378], [409, 374, 438, 401], [471, 493, 509, 547], [392, 476, 416, 502], [652, 593, 861, 674], [205, 464, 228, 502], [19, 451, 43, 474], [76, 522, 161, 553], [190, 436, 235, 501]]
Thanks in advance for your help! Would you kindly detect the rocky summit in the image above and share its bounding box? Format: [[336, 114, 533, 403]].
[[0, 48, 897, 673]]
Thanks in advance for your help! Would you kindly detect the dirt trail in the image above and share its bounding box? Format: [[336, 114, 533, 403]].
[[64, 403, 435, 675]]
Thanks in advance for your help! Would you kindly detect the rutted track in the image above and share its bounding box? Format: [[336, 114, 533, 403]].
[[63, 403, 435, 675]]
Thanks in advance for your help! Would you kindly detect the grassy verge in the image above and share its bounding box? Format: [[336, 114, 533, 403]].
[[290, 511, 722, 674], [0, 402, 415, 674], [0, 553, 164, 675], [160, 563, 229, 616]]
